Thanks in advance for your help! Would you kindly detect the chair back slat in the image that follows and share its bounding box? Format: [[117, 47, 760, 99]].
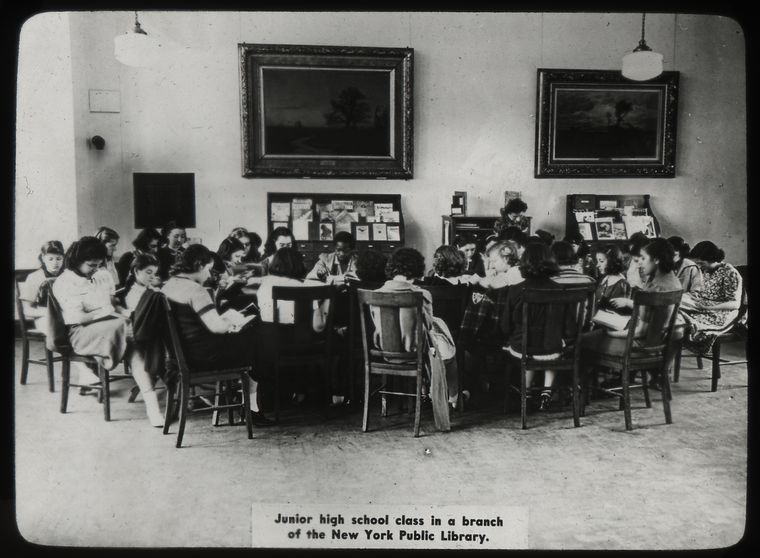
[[629, 288, 683, 349], [162, 296, 191, 375], [357, 289, 424, 362], [45, 290, 72, 355], [14, 277, 30, 339], [271, 285, 337, 346]]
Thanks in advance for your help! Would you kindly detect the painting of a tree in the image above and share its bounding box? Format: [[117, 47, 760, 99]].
[[324, 87, 371, 128]]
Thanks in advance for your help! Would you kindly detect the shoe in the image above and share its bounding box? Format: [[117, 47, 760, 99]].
[[538, 392, 552, 411], [250, 411, 275, 427], [143, 390, 164, 428]]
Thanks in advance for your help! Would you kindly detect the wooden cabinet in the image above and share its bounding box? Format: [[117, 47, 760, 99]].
[[441, 215, 498, 250], [267, 193, 404, 270]]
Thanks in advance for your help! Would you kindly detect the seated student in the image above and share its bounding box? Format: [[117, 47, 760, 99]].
[[551, 241, 595, 285], [306, 231, 357, 284], [116, 228, 162, 288], [563, 232, 596, 280], [157, 222, 187, 281], [592, 244, 630, 313], [667, 236, 704, 294], [122, 253, 166, 426], [348, 249, 388, 284], [421, 245, 467, 286], [467, 240, 522, 290], [51, 237, 131, 391], [625, 232, 650, 291], [95, 226, 121, 288], [534, 229, 555, 246], [456, 233, 486, 277], [582, 238, 683, 365], [678, 240, 742, 355], [244, 232, 263, 263], [260, 226, 295, 275], [494, 197, 530, 235], [228, 227, 259, 264], [20, 241, 66, 331], [500, 242, 564, 411], [161, 244, 273, 426], [256, 248, 343, 406], [214, 237, 255, 312], [497, 226, 529, 259]]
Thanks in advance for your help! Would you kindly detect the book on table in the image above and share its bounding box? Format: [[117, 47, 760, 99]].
[[220, 308, 258, 328]]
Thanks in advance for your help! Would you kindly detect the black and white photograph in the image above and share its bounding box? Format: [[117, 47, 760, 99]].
[[11, 10, 748, 552]]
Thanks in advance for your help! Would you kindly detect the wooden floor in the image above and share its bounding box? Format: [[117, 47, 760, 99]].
[[13, 339, 748, 549]]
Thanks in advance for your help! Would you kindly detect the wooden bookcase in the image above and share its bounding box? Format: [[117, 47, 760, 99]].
[[565, 194, 661, 250], [267, 192, 405, 270], [441, 215, 498, 250]]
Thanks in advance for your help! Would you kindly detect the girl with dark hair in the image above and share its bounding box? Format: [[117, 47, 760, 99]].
[[593, 244, 630, 313], [261, 226, 295, 275], [116, 228, 162, 286], [667, 236, 703, 293], [500, 242, 563, 410], [161, 244, 274, 426], [52, 237, 132, 392], [244, 232, 263, 263], [215, 237, 255, 312], [678, 241, 743, 355], [563, 233, 596, 280], [422, 245, 467, 286], [19, 240, 66, 331], [95, 226, 121, 287], [256, 247, 337, 406], [625, 232, 650, 290], [157, 222, 187, 281], [124, 253, 161, 311], [228, 227, 257, 263], [494, 198, 530, 236], [456, 234, 486, 277], [352, 249, 388, 283]]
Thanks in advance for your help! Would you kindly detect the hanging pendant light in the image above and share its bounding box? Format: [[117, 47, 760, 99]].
[[622, 13, 663, 81], [114, 11, 161, 67]]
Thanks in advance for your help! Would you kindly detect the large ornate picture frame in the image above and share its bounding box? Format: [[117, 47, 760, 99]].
[[535, 69, 679, 178], [239, 44, 413, 179]]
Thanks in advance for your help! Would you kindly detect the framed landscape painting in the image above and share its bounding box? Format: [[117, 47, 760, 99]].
[[535, 69, 679, 178], [239, 44, 413, 179]]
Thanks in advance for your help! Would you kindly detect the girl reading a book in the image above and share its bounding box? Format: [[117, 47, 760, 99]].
[[261, 226, 295, 275], [19, 240, 66, 331], [667, 236, 704, 294], [592, 244, 630, 313]]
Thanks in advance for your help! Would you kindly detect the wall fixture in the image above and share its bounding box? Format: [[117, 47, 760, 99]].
[[90, 136, 106, 150], [114, 11, 161, 67], [621, 13, 663, 81]]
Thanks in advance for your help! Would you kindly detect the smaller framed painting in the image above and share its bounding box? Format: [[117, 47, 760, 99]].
[[319, 222, 334, 241], [577, 222, 593, 241], [594, 219, 615, 240]]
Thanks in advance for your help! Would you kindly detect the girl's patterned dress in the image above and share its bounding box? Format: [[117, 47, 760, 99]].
[[680, 262, 742, 354]]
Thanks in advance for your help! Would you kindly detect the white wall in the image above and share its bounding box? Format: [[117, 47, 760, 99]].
[[16, 12, 748, 268], [15, 12, 78, 268]]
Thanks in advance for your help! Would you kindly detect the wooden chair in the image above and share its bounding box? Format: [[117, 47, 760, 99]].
[[161, 296, 253, 448], [504, 284, 595, 430], [356, 289, 426, 437], [15, 273, 59, 391], [346, 280, 384, 403], [271, 285, 337, 423], [673, 265, 748, 392], [420, 283, 470, 409], [582, 288, 683, 431], [46, 291, 133, 421]]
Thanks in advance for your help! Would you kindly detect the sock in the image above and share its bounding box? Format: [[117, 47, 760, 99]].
[[248, 380, 260, 413]]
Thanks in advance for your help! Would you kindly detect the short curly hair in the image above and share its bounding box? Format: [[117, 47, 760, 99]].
[[385, 248, 425, 280], [486, 240, 520, 266], [354, 249, 388, 283], [432, 245, 466, 278], [642, 238, 676, 273], [504, 197, 528, 215], [518, 242, 559, 280], [551, 241, 578, 266], [171, 244, 213, 275], [689, 241, 725, 263], [593, 244, 626, 275]]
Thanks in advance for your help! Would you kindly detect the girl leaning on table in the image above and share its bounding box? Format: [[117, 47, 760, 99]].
[[591, 244, 630, 314], [161, 244, 274, 426], [51, 237, 166, 425], [19, 240, 66, 332]]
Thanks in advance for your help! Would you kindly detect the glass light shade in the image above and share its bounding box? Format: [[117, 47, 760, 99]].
[[622, 50, 664, 81], [114, 31, 161, 67]]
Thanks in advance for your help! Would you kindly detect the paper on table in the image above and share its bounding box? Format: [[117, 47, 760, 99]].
[[220, 308, 257, 328]]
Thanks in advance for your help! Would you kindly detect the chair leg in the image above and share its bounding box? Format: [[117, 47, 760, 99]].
[[457, 348, 465, 413], [642, 370, 652, 408], [520, 366, 528, 430], [20, 339, 30, 385], [163, 380, 175, 435], [673, 344, 682, 383], [176, 378, 189, 448], [362, 369, 371, 433], [45, 349, 55, 392], [212, 380, 222, 426], [381, 374, 388, 417], [571, 364, 581, 428], [711, 340, 722, 392], [60, 358, 71, 413], [241, 374, 253, 440], [621, 365, 632, 431], [99, 365, 111, 421], [413, 373, 422, 438], [696, 355, 703, 370], [274, 364, 280, 424], [661, 366, 673, 425], [227, 380, 236, 426]]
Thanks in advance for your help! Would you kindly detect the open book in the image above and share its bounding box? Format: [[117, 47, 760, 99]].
[[592, 309, 630, 331], [220, 308, 258, 328]]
